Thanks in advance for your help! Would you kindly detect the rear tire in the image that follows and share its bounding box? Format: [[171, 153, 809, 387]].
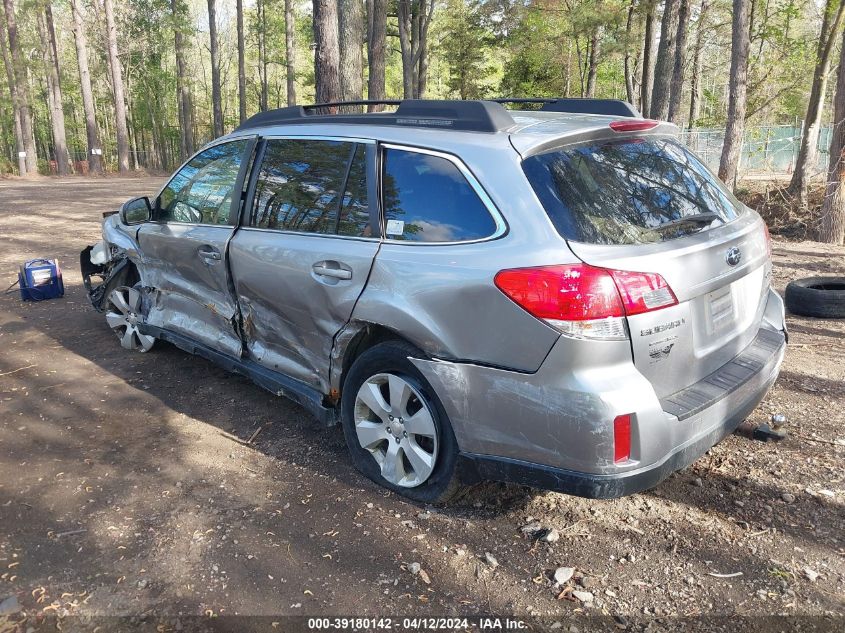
[[340, 341, 463, 504], [785, 276, 845, 318]]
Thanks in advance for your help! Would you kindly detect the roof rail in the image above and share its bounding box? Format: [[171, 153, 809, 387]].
[[492, 97, 640, 117], [234, 99, 517, 134], [232, 97, 641, 134], [539, 98, 640, 117]]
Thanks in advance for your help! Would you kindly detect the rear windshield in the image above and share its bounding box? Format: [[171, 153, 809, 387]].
[[522, 137, 741, 245]]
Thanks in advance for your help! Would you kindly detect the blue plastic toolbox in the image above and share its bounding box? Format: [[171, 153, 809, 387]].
[[19, 259, 64, 301]]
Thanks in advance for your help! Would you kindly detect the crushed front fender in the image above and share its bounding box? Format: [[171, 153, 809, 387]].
[[80, 246, 131, 313]]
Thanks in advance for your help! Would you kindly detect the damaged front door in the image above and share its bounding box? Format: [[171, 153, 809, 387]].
[[138, 139, 254, 357]]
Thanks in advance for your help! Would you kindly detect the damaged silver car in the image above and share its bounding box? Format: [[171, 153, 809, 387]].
[[81, 98, 787, 503]]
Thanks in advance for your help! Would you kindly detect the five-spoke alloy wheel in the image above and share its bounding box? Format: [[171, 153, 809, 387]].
[[106, 285, 156, 352]]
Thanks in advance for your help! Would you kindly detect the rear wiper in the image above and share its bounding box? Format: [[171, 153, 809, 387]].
[[654, 212, 723, 232]]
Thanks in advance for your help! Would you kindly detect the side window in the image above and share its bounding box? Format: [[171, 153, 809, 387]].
[[381, 148, 497, 243], [157, 140, 248, 225], [251, 139, 370, 236], [338, 144, 370, 237]]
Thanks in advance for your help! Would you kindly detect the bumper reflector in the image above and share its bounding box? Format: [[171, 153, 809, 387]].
[[614, 414, 632, 463]]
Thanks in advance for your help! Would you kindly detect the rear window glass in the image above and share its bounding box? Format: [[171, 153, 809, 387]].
[[250, 139, 371, 236], [382, 148, 497, 242], [522, 138, 741, 245]]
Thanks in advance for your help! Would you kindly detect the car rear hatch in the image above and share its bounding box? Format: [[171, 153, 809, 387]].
[[519, 131, 772, 399]]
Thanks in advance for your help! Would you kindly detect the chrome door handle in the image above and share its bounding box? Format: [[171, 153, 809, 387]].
[[312, 264, 352, 280], [198, 249, 221, 261]]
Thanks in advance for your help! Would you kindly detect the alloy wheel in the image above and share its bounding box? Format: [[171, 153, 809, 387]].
[[353, 373, 439, 488], [106, 286, 155, 352]]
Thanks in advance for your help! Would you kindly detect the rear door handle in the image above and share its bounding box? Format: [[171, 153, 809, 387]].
[[198, 247, 222, 262], [312, 262, 352, 280]]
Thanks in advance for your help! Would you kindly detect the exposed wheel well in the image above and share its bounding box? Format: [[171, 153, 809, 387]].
[[339, 324, 426, 393], [124, 261, 140, 286]]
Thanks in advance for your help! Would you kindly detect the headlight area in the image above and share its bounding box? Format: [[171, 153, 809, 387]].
[[80, 241, 128, 312]]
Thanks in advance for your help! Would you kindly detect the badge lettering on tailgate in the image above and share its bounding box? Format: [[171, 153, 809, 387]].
[[640, 318, 685, 337]]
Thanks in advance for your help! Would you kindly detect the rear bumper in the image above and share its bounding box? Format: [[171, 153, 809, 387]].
[[412, 290, 787, 499], [460, 328, 784, 498]]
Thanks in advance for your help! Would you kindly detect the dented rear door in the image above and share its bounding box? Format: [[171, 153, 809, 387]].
[[228, 137, 379, 392], [138, 138, 256, 357]]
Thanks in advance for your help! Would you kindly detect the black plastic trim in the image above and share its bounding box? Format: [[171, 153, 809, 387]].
[[235, 100, 516, 133], [539, 98, 641, 117], [138, 324, 338, 426], [660, 328, 785, 421]]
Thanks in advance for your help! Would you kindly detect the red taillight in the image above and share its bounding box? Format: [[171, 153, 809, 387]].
[[762, 223, 773, 260], [609, 269, 678, 316], [493, 265, 624, 322], [609, 119, 659, 132], [494, 263, 677, 339], [614, 414, 632, 463]]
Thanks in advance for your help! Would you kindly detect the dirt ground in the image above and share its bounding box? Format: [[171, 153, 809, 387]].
[[0, 176, 843, 629]]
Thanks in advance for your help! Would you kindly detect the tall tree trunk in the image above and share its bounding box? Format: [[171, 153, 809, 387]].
[[103, 0, 130, 173], [339, 0, 364, 110], [236, 0, 246, 122], [688, 0, 708, 128], [37, 5, 69, 175], [563, 40, 572, 97], [367, 0, 386, 110], [2, 0, 37, 174], [789, 0, 845, 207], [313, 0, 341, 108], [285, 0, 296, 105], [171, 0, 194, 159], [70, 0, 102, 174], [650, 0, 680, 120], [12, 109, 24, 174], [207, 0, 224, 135], [819, 25, 845, 244], [397, 0, 435, 99], [585, 30, 600, 97], [257, 0, 268, 111], [417, 4, 431, 97], [624, 0, 637, 106], [667, 0, 690, 123], [640, 1, 655, 116], [718, 0, 751, 189], [0, 12, 24, 175]]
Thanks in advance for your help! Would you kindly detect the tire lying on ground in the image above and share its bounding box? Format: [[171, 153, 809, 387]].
[[784, 276, 845, 318]]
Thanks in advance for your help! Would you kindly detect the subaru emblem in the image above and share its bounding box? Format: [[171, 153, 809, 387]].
[[726, 246, 742, 266]]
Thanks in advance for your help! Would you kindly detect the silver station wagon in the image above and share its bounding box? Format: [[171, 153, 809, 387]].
[[81, 98, 787, 503]]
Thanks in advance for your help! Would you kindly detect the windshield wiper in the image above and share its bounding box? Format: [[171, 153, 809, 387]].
[[653, 212, 723, 232]]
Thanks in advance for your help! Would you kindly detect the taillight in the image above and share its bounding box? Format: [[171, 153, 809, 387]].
[[762, 223, 773, 260], [494, 263, 677, 340], [609, 119, 659, 132], [609, 270, 678, 316], [614, 414, 632, 463]]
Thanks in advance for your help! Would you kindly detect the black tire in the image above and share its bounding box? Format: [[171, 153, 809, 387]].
[[340, 340, 463, 504], [784, 276, 845, 319]]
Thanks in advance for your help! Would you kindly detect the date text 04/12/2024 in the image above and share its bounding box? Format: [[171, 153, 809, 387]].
[[306, 618, 528, 630]]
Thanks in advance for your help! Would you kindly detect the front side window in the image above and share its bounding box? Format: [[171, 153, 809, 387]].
[[522, 137, 742, 245], [381, 148, 498, 243], [157, 140, 248, 225], [250, 139, 371, 237]]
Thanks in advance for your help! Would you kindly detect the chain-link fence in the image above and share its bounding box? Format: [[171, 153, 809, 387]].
[[679, 125, 833, 179]]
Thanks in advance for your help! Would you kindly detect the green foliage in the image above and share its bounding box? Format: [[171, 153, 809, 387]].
[[439, 0, 497, 99], [500, 5, 568, 97], [0, 0, 835, 172]]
